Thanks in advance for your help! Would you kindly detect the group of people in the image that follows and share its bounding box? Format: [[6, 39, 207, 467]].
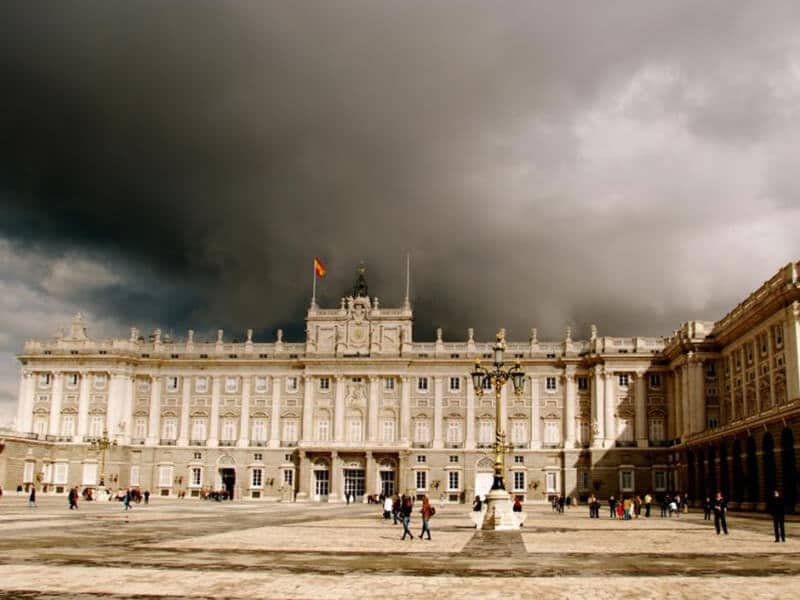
[[381, 494, 436, 540], [604, 494, 655, 520]]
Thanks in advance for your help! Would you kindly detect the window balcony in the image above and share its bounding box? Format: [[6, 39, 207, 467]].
[[219, 440, 236, 447], [189, 440, 206, 446], [160, 439, 177, 446], [282, 440, 298, 447], [131, 438, 146, 445], [445, 442, 463, 449], [476, 443, 493, 449], [649, 440, 671, 447], [250, 440, 268, 447], [512, 442, 527, 449], [615, 440, 637, 448], [542, 442, 561, 449], [412, 441, 432, 448]]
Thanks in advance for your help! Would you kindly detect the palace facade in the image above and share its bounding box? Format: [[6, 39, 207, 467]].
[[1, 264, 799, 510]]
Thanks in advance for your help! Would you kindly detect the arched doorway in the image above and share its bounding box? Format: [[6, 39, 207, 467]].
[[763, 432, 776, 498], [312, 458, 330, 502], [687, 451, 696, 498], [719, 443, 729, 498], [781, 428, 797, 512], [732, 439, 743, 502], [474, 457, 494, 501], [745, 436, 759, 504], [378, 459, 397, 497]]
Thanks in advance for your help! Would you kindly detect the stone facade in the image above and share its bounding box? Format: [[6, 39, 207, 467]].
[[2, 263, 799, 509]]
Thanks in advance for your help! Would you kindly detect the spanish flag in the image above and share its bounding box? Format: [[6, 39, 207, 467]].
[[314, 256, 327, 278]]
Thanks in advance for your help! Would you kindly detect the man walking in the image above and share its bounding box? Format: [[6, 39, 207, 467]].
[[769, 490, 786, 543], [28, 486, 36, 509], [123, 489, 133, 512], [400, 495, 414, 540], [608, 496, 617, 519], [712, 491, 728, 535]]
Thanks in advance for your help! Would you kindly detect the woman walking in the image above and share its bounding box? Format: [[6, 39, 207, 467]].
[[419, 495, 435, 540]]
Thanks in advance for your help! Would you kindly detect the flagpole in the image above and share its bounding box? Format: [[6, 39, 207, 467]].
[[311, 258, 317, 308]]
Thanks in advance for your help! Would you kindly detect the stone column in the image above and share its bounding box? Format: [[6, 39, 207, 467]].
[[76, 371, 91, 441], [400, 376, 411, 443], [604, 370, 616, 445], [365, 450, 376, 498], [238, 376, 251, 448], [329, 450, 341, 502], [368, 376, 379, 443], [784, 301, 800, 401], [530, 375, 541, 449], [767, 335, 776, 408], [107, 373, 121, 438], [634, 371, 648, 447], [564, 371, 576, 449], [296, 449, 310, 501], [178, 376, 191, 446], [269, 376, 281, 448], [681, 363, 691, 438], [301, 375, 314, 443], [666, 371, 676, 440], [693, 359, 705, 434], [48, 372, 63, 437], [466, 381, 476, 449], [16, 371, 33, 434], [146, 375, 161, 446], [208, 375, 220, 447], [122, 375, 134, 443], [433, 376, 443, 449], [591, 368, 604, 448], [334, 376, 345, 442]]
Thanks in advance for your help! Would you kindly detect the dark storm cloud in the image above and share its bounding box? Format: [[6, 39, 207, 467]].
[[1, 0, 799, 368]]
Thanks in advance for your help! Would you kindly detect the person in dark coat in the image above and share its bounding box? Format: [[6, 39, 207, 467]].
[[712, 491, 728, 535], [769, 490, 786, 542], [28, 486, 36, 509], [703, 496, 712, 520], [400, 495, 414, 540], [608, 496, 617, 519]]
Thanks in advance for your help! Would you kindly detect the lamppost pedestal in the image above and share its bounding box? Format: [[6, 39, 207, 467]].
[[483, 488, 526, 531]]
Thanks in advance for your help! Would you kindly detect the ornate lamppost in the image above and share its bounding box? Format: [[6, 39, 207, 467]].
[[90, 429, 116, 487], [470, 330, 526, 530]]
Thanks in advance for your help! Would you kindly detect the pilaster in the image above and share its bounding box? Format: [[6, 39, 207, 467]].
[[432, 376, 443, 449], [529, 375, 541, 449], [466, 380, 476, 449], [146, 375, 161, 446], [603, 369, 615, 445], [301, 375, 314, 443], [238, 376, 251, 448], [368, 376, 379, 443], [178, 376, 191, 446], [269, 376, 281, 448], [564, 370, 576, 448], [334, 376, 345, 442], [784, 301, 800, 401], [399, 376, 411, 443], [208, 375, 220, 447], [48, 372, 63, 437], [591, 368, 604, 448], [76, 371, 90, 442], [634, 371, 648, 447]]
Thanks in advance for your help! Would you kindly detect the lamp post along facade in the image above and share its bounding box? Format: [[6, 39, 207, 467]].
[[91, 429, 116, 487], [471, 331, 526, 530]]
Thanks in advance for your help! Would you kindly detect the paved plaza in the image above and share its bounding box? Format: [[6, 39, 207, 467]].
[[0, 497, 798, 599]]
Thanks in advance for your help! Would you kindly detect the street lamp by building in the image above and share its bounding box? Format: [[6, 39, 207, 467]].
[[470, 330, 526, 530], [90, 429, 116, 487]]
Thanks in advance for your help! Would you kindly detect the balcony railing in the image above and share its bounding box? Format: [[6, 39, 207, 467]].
[[160, 439, 177, 446], [476, 443, 493, 449], [131, 438, 146, 445], [412, 441, 432, 448], [615, 441, 637, 448], [282, 440, 298, 447], [219, 440, 236, 447], [189, 440, 206, 446], [649, 440, 672, 447], [445, 442, 463, 449], [250, 440, 268, 447]]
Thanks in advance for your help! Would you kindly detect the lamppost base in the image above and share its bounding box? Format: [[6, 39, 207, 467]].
[[482, 488, 525, 531]]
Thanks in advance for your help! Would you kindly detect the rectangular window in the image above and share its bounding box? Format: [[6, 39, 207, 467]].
[[514, 455, 524, 464], [191, 419, 207, 441], [251, 468, 263, 488], [190, 467, 202, 487], [130, 465, 140, 487], [649, 373, 662, 389], [251, 419, 267, 442], [161, 417, 177, 440], [579, 420, 590, 446], [617, 418, 634, 442], [254, 453, 263, 461], [38, 373, 51, 387], [193, 452, 202, 460], [706, 362, 717, 377], [89, 415, 104, 437], [23, 461, 35, 483], [195, 377, 209, 393], [649, 418, 664, 442], [482, 377, 492, 391], [577, 377, 588, 391], [61, 415, 75, 437], [446, 420, 462, 443], [166, 376, 179, 392], [221, 419, 237, 441], [158, 465, 174, 488], [449, 377, 460, 391], [225, 377, 238, 393], [282, 419, 298, 442], [545, 377, 557, 391], [417, 377, 429, 392], [544, 421, 560, 444], [94, 374, 107, 389], [319, 377, 330, 391], [620, 470, 634, 491], [348, 418, 362, 442], [414, 420, 430, 443], [449, 455, 459, 463], [283, 469, 294, 486], [67, 373, 79, 387], [416, 455, 427, 463], [254, 376, 268, 393], [580, 471, 590, 491], [478, 420, 494, 444], [415, 470, 427, 490], [384, 378, 395, 391], [448, 470, 460, 491], [317, 418, 330, 441], [82, 463, 98, 486], [618, 374, 629, 387], [513, 471, 525, 492], [286, 377, 298, 392], [381, 419, 395, 442], [54, 462, 68, 485], [511, 421, 527, 444], [654, 471, 667, 491], [134, 417, 147, 439], [546, 471, 558, 493], [774, 325, 783, 348]]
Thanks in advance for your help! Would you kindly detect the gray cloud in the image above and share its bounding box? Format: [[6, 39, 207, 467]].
[[1, 1, 800, 422]]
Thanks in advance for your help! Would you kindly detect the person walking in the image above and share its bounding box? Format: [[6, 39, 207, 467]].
[[608, 496, 617, 519], [383, 495, 393, 520], [660, 494, 669, 518], [419, 495, 434, 540], [703, 496, 712, 521], [712, 491, 728, 535], [392, 495, 401, 524], [400, 495, 414, 540], [144, 489, 150, 505], [28, 486, 36, 509], [769, 490, 786, 543], [123, 489, 132, 512], [644, 493, 652, 518]]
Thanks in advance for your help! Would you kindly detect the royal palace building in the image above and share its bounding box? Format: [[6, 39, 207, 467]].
[[1, 264, 799, 511]]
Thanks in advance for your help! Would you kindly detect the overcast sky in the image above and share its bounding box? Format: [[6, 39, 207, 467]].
[[1, 1, 799, 425]]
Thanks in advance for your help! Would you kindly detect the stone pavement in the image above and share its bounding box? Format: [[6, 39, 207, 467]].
[[0, 496, 798, 598]]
